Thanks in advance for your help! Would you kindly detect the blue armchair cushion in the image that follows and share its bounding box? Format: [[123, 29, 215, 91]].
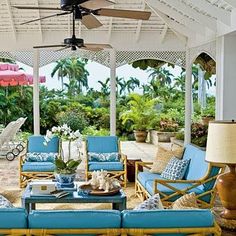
[[22, 162, 55, 172], [87, 136, 119, 153], [0, 208, 27, 228], [25, 152, 58, 163], [28, 135, 59, 153], [161, 157, 190, 180], [0, 195, 14, 208], [183, 144, 208, 180], [88, 152, 120, 162], [134, 194, 164, 210], [122, 209, 214, 228], [29, 210, 121, 228], [88, 162, 124, 171]]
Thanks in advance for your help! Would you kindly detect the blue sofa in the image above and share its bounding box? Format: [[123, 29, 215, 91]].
[[135, 144, 225, 208], [0, 208, 221, 235]]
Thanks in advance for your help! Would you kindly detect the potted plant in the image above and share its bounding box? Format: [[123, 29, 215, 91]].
[[120, 94, 158, 142], [201, 106, 215, 125], [54, 158, 81, 187]]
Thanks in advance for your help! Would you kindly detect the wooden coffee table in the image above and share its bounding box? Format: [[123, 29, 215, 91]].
[[21, 183, 127, 213]]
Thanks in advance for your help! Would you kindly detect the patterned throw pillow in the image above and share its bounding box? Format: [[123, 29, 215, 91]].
[[172, 192, 199, 209], [134, 193, 164, 210], [26, 152, 58, 162], [0, 195, 14, 208], [161, 157, 190, 180], [88, 152, 120, 162]]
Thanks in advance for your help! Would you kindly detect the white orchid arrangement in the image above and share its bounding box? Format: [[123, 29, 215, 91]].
[[44, 124, 82, 147]]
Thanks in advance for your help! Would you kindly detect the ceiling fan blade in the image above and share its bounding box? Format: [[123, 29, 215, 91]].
[[84, 43, 112, 49], [13, 6, 62, 11], [95, 8, 151, 20], [81, 14, 103, 29], [81, 46, 103, 52], [33, 44, 66, 49], [21, 11, 71, 25], [80, 0, 114, 10], [55, 46, 71, 52]]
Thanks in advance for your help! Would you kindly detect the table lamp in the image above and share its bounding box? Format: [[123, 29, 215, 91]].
[[206, 120, 236, 219]]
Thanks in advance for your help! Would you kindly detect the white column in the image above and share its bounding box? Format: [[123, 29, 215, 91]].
[[110, 49, 116, 136], [184, 48, 192, 145], [33, 49, 40, 135], [216, 34, 236, 120]]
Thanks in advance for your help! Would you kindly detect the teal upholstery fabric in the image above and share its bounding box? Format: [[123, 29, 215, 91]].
[[183, 145, 208, 180], [87, 136, 119, 153], [203, 166, 220, 191], [88, 162, 123, 171], [138, 172, 204, 201], [121, 209, 214, 228], [29, 210, 121, 228], [0, 208, 27, 228], [28, 135, 59, 153], [22, 162, 55, 172]]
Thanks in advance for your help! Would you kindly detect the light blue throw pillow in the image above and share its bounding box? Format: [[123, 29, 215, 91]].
[[26, 152, 58, 163], [161, 157, 190, 180], [0, 195, 14, 208], [88, 152, 120, 162]]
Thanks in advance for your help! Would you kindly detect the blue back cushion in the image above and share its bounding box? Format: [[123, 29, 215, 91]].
[[29, 210, 121, 228], [121, 209, 214, 228], [0, 208, 27, 228], [28, 135, 59, 153], [183, 144, 208, 180], [87, 136, 119, 153]]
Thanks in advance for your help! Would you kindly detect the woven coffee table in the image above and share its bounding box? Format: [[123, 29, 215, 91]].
[[21, 183, 127, 213]]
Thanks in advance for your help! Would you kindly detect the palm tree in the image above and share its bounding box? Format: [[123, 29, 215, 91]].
[[51, 58, 70, 90], [126, 77, 140, 94], [98, 78, 110, 97], [148, 67, 174, 86]]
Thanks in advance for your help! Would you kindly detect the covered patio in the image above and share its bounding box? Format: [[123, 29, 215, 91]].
[[1, 0, 236, 235]]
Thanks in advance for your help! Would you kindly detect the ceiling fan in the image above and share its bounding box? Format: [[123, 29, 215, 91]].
[[32, 6, 112, 51], [13, 0, 152, 29]]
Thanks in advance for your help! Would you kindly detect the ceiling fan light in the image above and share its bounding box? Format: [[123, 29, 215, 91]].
[[71, 45, 77, 50]]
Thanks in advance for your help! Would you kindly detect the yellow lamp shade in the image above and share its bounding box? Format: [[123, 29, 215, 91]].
[[206, 120, 236, 164]]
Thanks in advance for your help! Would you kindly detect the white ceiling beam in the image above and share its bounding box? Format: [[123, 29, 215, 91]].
[[164, 0, 217, 31], [146, 1, 194, 40], [160, 24, 168, 43], [224, 0, 236, 8], [107, 2, 115, 42], [146, 4, 188, 43], [187, 0, 231, 25], [135, 1, 146, 42], [146, 0, 205, 34], [5, 0, 16, 41], [35, 0, 43, 42]]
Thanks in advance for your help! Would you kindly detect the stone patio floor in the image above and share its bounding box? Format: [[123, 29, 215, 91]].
[[0, 141, 235, 235]]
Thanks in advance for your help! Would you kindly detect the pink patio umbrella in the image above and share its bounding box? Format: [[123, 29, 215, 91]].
[[0, 63, 46, 87]]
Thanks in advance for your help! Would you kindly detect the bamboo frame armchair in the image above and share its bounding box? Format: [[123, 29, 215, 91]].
[[85, 136, 127, 187], [135, 144, 225, 208], [19, 135, 60, 188]]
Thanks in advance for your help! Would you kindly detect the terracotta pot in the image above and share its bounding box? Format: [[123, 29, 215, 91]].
[[201, 116, 214, 125], [134, 130, 148, 143]]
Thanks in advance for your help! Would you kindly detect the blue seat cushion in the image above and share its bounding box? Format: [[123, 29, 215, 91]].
[[138, 172, 205, 202], [22, 162, 55, 172], [88, 162, 124, 171], [28, 135, 59, 153], [87, 136, 119, 153], [121, 209, 214, 228], [0, 208, 27, 228], [183, 145, 208, 181], [29, 210, 121, 228]]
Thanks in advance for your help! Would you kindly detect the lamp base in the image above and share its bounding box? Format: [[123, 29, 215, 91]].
[[217, 164, 236, 220]]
